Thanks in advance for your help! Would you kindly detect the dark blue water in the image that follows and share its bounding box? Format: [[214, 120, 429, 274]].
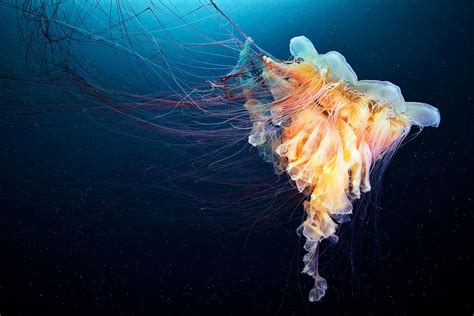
[[0, 0, 472, 314]]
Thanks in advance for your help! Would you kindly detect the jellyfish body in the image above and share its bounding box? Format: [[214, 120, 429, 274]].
[[233, 36, 440, 302]]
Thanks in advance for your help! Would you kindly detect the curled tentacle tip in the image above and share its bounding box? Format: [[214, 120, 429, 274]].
[[308, 277, 328, 302]]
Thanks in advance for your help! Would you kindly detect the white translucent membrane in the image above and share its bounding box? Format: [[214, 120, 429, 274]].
[[405, 102, 441, 127], [289, 36, 318, 61], [289, 36, 357, 84], [317, 51, 358, 84], [356, 80, 406, 112], [289, 36, 441, 128]]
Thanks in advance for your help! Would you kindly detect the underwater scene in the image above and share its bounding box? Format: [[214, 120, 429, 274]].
[[0, 0, 472, 314]]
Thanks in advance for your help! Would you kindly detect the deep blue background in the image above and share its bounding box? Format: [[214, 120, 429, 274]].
[[0, 0, 473, 314]]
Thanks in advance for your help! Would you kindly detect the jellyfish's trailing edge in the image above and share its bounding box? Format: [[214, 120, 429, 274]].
[[229, 36, 440, 302]]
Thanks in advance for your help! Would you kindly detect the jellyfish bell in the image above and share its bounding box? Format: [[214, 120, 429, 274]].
[[234, 36, 440, 301], [290, 36, 358, 84], [405, 102, 441, 127]]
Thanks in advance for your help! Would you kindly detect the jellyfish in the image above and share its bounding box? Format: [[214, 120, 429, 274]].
[[4, 0, 441, 304], [225, 36, 440, 302]]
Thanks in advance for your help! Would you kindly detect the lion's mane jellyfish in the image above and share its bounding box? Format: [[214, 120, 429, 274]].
[[226, 36, 440, 302], [4, 0, 442, 303]]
